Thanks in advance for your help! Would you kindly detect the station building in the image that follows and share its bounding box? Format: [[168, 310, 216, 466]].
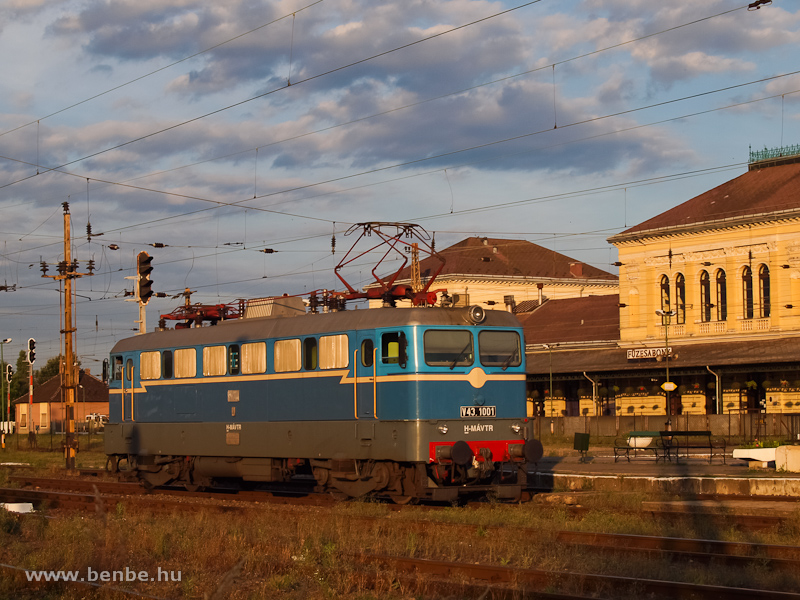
[[524, 146, 800, 417], [13, 369, 109, 435]]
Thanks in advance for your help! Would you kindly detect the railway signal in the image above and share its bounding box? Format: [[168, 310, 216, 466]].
[[26, 338, 36, 364], [5, 364, 12, 383], [137, 251, 154, 305]]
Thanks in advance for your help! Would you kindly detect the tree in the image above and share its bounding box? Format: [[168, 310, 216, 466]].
[[35, 355, 62, 385], [10, 351, 30, 401]]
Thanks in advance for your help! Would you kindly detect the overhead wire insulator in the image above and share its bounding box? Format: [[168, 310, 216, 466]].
[[260, 248, 275, 254], [40, 261, 48, 276], [331, 234, 336, 254], [57, 261, 67, 276], [87, 259, 95, 274], [151, 243, 166, 248], [86, 222, 92, 242]]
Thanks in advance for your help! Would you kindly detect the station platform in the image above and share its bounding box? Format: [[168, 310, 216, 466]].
[[529, 450, 800, 498]]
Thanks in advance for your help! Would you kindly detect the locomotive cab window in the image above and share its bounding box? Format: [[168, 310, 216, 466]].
[[424, 330, 473, 368], [140, 351, 161, 380], [112, 356, 123, 381], [381, 332, 408, 367], [479, 330, 521, 369]]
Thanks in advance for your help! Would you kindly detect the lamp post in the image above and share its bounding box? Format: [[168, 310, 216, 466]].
[[655, 310, 677, 415], [0, 338, 11, 435], [543, 344, 554, 432]]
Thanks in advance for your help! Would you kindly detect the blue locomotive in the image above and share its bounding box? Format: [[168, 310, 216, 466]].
[[105, 298, 541, 502]]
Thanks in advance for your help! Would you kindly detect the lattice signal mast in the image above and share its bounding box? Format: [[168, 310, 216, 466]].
[[40, 203, 94, 470]]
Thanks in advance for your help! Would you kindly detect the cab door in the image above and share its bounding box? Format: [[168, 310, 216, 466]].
[[355, 333, 377, 419]]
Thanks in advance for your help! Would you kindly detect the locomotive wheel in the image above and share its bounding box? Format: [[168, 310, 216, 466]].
[[389, 495, 415, 505], [105, 455, 119, 474]]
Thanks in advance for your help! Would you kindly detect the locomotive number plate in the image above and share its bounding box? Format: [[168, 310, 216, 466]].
[[460, 405, 496, 418]]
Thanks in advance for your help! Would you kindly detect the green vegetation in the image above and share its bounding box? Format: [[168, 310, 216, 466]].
[[0, 434, 107, 470]]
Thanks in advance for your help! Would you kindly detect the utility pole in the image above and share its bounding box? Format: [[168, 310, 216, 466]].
[[41, 203, 94, 469]]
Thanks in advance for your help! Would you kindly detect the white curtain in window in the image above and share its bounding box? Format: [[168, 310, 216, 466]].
[[174, 348, 197, 378], [274, 339, 301, 372], [320, 334, 349, 369], [140, 351, 162, 380], [242, 342, 267, 374], [203, 346, 227, 376]]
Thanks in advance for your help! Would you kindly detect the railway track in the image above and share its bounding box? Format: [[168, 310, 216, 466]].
[[6, 475, 796, 530], [354, 553, 800, 600], [4, 477, 800, 599]]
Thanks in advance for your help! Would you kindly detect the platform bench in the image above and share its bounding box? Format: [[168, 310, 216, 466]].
[[613, 431, 662, 462], [659, 430, 726, 464]]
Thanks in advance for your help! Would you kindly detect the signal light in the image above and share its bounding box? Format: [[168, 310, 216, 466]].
[[5, 364, 12, 383], [137, 251, 154, 305], [27, 338, 36, 364]]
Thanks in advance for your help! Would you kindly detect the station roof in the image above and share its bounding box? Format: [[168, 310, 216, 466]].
[[401, 237, 618, 282], [517, 295, 621, 346], [13, 369, 108, 405], [525, 334, 800, 376], [609, 159, 800, 243]]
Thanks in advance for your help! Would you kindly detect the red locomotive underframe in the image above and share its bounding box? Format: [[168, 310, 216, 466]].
[[428, 440, 525, 463]]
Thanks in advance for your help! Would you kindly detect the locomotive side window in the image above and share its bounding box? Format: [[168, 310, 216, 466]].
[[140, 351, 161, 380], [163, 351, 173, 379], [242, 342, 267, 374], [381, 332, 408, 367], [479, 330, 521, 369], [228, 345, 240, 375], [360, 339, 374, 367], [274, 339, 301, 372], [424, 330, 473, 368], [303, 337, 318, 370], [319, 334, 348, 369], [203, 345, 227, 376], [174, 348, 197, 378]]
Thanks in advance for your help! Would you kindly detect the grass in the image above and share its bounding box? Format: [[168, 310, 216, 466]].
[[4, 494, 797, 599]]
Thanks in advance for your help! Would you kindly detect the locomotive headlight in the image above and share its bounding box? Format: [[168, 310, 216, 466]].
[[438, 423, 449, 434], [510, 422, 523, 434]]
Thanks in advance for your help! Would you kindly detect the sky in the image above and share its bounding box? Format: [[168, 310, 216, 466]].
[[0, 0, 798, 374]]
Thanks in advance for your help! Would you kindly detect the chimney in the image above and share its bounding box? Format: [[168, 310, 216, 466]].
[[537, 282, 544, 304], [504, 295, 516, 313], [570, 262, 584, 277]]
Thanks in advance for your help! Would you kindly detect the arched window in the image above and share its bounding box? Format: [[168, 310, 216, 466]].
[[716, 269, 727, 322], [675, 273, 685, 324], [700, 270, 711, 322], [660, 275, 670, 313], [759, 264, 770, 318], [742, 266, 753, 319]]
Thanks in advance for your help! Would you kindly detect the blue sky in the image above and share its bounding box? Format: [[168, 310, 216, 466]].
[[0, 0, 798, 372]]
